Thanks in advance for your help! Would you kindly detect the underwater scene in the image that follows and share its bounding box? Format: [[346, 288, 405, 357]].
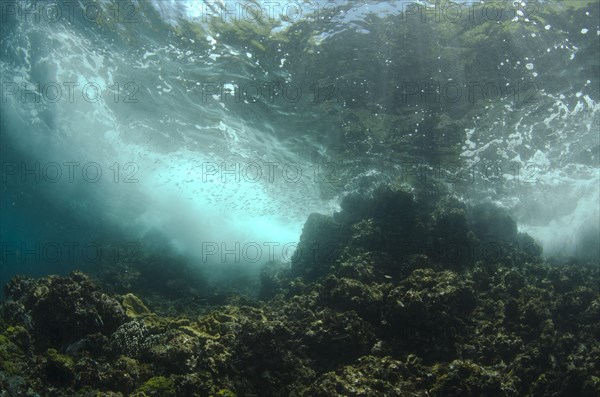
[[0, 0, 599, 396]]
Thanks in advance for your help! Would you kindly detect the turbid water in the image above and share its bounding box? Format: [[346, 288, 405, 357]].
[[1, 0, 598, 283]]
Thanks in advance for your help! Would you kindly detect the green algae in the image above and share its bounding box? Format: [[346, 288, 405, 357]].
[[0, 334, 22, 374], [122, 293, 153, 319], [44, 348, 75, 384], [213, 389, 237, 397], [133, 376, 176, 397]]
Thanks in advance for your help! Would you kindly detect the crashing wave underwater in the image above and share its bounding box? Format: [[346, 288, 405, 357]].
[[0, 0, 598, 288]]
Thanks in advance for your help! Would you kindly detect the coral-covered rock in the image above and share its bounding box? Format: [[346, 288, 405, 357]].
[[301, 309, 376, 371], [291, 213, 346, 280], [3, 275, 35, 301], [319, 276, 385, 322], [429, 359, 518, 397], [5, 271, 126, 349], [110, 320, 150, 358], [133, 375, 176, 397], [384, 269, 477, 361], [42, 348, 75, 385], [142, 329, 201, 374], [293, 355, 424, 397]]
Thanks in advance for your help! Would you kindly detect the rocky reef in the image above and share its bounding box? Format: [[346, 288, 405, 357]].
[[1, 186, 599, 396]]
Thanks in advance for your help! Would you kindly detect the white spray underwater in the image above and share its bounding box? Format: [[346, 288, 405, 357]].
[[460, 90, 600, 262], [518, 165, 599, 261], [1, 0, 598, 286], [0, 4, 333, 280]]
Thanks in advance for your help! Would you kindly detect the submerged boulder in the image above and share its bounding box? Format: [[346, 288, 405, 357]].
[[291, 186, 428, 281], [289, 185, 542, 285], [292, 355, 423, 397], [469, 203, 518, 244], [291, 213, 347, 280], [3, 271, 126, 349]]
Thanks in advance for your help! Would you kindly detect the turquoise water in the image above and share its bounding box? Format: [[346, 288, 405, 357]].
[[1, 0, 598, 286]]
